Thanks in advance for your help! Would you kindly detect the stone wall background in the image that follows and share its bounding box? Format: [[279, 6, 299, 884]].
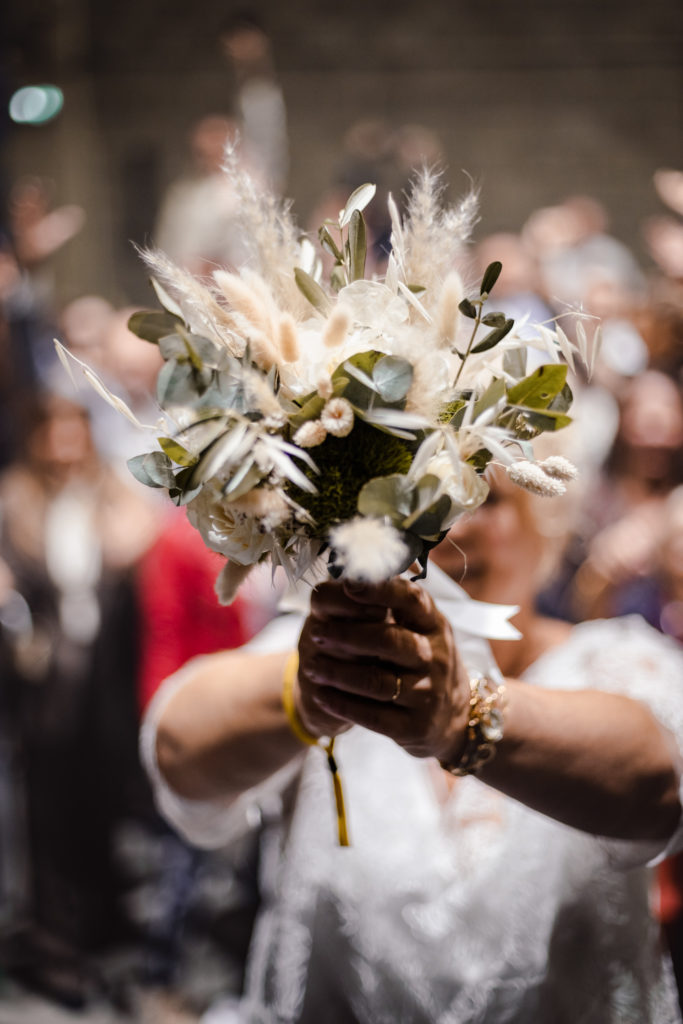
[[2, 0, 681, 305]]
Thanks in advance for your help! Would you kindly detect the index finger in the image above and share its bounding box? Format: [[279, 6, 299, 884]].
[[341, 577, 440, 634], [310, 580, 388, 621]]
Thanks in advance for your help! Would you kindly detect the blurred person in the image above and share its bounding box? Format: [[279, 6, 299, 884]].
[[142, 468, 683, 1023], [218, 12, 289, 196], [309, 120, 446, 276], [475, 232, 553, 338], [154, 115, 249, 278], [59, 295, 115, 370], [58, 305, 163, 469], [571, 369, 683, 622], [522, 194, 646, 317], [0, 388, 158, 1012], [155, 15, 288, 279], [6, 177, 85, 385]]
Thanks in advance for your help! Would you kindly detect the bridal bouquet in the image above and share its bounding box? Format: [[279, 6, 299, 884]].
[[58, 164, 597, 605]]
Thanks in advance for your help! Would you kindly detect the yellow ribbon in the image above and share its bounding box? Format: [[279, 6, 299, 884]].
[[282, 650, 350, 847]]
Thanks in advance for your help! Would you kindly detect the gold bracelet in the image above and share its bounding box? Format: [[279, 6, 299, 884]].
[[281, 650, 350, 846], [439, 675, 507, 777]]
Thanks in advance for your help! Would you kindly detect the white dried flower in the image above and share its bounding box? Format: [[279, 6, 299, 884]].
[[507, 460, 566, 497], [293, 420, 327, 448], [321, 397, 354, 437], [187, 490, 273, 563], [328, 517, 409, 583], [538, 455, 578, 482]]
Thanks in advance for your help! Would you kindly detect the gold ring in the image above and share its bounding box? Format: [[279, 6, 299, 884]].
[[392, 674, 402, 701]]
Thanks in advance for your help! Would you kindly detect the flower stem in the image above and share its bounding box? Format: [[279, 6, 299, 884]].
[[453, 300, 483, 388]]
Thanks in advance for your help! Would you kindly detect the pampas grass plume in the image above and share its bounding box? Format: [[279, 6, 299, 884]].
[[435, 271, 464, 347]]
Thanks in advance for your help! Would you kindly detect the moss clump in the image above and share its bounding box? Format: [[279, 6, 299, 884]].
[[290, 418, 414, 533]]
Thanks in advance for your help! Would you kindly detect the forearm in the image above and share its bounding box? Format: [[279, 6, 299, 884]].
[[479, 682, 682, 842], [155, 649, 303, 802]]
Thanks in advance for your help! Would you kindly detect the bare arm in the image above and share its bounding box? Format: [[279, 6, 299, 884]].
[[298, 579, 682, 844], [154, 578, 681, 845]]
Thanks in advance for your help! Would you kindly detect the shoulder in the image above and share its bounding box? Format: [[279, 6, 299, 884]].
[[530, 614, 683, 695]]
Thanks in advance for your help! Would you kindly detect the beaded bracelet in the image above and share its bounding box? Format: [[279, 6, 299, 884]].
[[281, 651, 350, 846], [439, 675, 507, 777]]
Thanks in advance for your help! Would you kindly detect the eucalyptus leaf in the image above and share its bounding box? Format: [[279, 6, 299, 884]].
[[127, 451, 176, 489], [128, 310, 180, 344], [156, 359, 196, 408], [158, 333, 189, 362], [480, 261, 502, 296], [294, 267, 332, 314], [372, 355, 413, 404], [170, 465, 202, 506], [348, 209, 367, 282], [407, 494, 452, 538], [458, 298, 478, 320], [357, 473, 413, 523], [506, 364, 568, 410], [471, 318, 514, 354], [339, 183, 377, 228]]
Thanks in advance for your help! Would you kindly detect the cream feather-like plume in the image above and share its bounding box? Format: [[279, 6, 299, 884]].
[[221, 145, 308, 319], [139, 248, 245, 355], [396, 169, 479, 315]]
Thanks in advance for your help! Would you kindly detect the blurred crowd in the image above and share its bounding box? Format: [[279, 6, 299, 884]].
[[1, 12, 683, 1022]]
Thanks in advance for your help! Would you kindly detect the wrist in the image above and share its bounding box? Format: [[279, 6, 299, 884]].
[[439, 675, 508, 777]]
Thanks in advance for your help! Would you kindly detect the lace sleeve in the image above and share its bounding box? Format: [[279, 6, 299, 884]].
[[139, 613, 304, 849], [542, 617, 683, 867]]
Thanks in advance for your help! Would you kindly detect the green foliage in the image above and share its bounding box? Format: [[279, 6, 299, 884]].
[[294, 267, 331, 314], [480, 261, 502, 296], [506, 365, 568, 409], [288, 418, 414, 533], [127, 310, 180, 344]]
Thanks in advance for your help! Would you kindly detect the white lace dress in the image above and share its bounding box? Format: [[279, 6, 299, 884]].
[[141, 571, 683, 1024]]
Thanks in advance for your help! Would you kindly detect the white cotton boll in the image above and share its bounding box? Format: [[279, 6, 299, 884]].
[[215, 560, 255, 606], [538, 455, 578, 482], [507, 461, 566, 497], [328, 518, 409, 583], [293, 420, 327, 448], [322, 306, 351, 349], [320, 397, 354, 437]]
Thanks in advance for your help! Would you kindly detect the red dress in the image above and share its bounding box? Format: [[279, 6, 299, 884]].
[[136, 508, 250, 710]]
